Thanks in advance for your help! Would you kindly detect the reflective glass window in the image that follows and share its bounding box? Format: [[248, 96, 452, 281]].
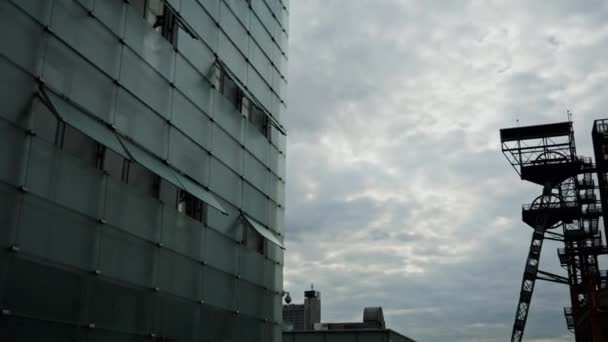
[[178, 189, 206, 223], [127, 161, 160, 198], [244, 223, 266, 256], [32, 98, 59, 144], [102, 147, 127, 180], [249, 104, 269, 139], [131, 0, 178, 45], [61, 124, 99, 165], [159, 178, 178, 206], [221, 72, 241, 109]]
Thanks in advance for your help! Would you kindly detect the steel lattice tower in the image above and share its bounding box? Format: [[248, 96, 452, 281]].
[[500, 121, 608, 342]]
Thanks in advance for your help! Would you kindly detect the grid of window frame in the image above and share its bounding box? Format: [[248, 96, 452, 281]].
[[0, 0, 288, 340], [2, 0, 288, 231]]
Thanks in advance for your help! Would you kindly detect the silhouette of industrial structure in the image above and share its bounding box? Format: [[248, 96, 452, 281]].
[[500, 119, 608, 342]]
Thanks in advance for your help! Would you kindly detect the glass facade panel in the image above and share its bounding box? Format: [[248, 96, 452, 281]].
[[18, 194, 97, 270], [87, 278, 158, 334], [244, 151, 269, 194], [115, 88, 169, 157], [42, 36, 116, 122], [203, 266, 235, 310], [264, 258, 277, 291], [157, 249, 201, 299], [2, 256, 85, 323], [10, 0, 53, 25], [161, 204, 204, 260], [199, 304, 236, 341], [214, 93, 245, 143], [124, 3, 175, 81], [51, 0, 122, 78], [207, 197, 241, 240], [104, 178, 162, 242], [210, 157, 242, 206], [218, 32, 247, 84], [174, 54, 214, 115], [119, 48, 172, 119], [239, 247, 265, 286], [0, 121, 28, 185], [275, 206, 285, 236], [224, 0, 250, 28], [248, 38, 272, 84], [277, 151, 286, 177], [267, 241, 284, 265], [61, 125, 99, 165], [0, 2, 46, 75], [98, 226, 156, 287], [204, 228, 237, 274], [0, 58, 37, 125], [92, 0, 126, 37], [177, 28, 215, 80], [212, 126, 243, 173], [0, 315, 84, 342], [25, 138, 59, 198], [247, 67, 272, 113], [27, 139, 103, 217], [271, 293, 282, 322], [249, 15, 273, 60], [0, 183, 20, 248], [268, 173, 280, 203], [171, 90, 212, 150], [169, 127, 209, 185], [273, 262, 283, 292], [243, 182, 269, 226], [159, 295, 199, 340], [269, 145, 281, 176], [55, 152, 104, 218], [235, 316, 265, 342], [219, 2, 248, 54], [127, 161, 159, 197], [180, 0, 219, 51]]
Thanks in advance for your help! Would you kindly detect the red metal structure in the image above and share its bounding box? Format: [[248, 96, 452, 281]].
[[500, 120, 608, 342]]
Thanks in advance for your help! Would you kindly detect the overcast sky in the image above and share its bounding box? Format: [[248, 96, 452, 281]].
[[281, 1, 608, 341]]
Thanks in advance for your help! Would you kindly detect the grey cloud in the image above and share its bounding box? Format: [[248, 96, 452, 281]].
[[284, 1, 608, 341]]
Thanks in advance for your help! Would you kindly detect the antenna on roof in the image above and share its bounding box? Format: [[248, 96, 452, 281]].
[[311, 283, 314, 291], [567, 109, 573, 122]]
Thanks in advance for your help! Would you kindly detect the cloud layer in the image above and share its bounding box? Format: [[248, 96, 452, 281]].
[[284, 1, 608, 341]]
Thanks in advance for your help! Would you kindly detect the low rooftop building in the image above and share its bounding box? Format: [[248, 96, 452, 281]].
[[283, 307, 415, 342]]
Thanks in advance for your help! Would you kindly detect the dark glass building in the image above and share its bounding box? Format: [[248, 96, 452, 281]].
[[0, 0, 288, 341]]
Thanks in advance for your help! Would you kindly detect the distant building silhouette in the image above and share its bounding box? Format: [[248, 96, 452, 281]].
[[284, 307, 416, 342], [283, 284, 321, 330]]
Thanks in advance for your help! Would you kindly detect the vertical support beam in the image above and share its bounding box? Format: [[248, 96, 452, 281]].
[[511, 229, 545, 342]]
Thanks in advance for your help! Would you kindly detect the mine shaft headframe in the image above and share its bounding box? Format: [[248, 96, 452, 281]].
[[500, 121, 579, 186]]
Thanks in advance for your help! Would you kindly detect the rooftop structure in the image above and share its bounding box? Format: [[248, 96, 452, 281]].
[[284, 307, 415, 342]]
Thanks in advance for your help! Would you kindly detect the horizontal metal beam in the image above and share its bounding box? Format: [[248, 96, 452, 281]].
[[537, 270, 569, 285], [545, 231, 564, 242]]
